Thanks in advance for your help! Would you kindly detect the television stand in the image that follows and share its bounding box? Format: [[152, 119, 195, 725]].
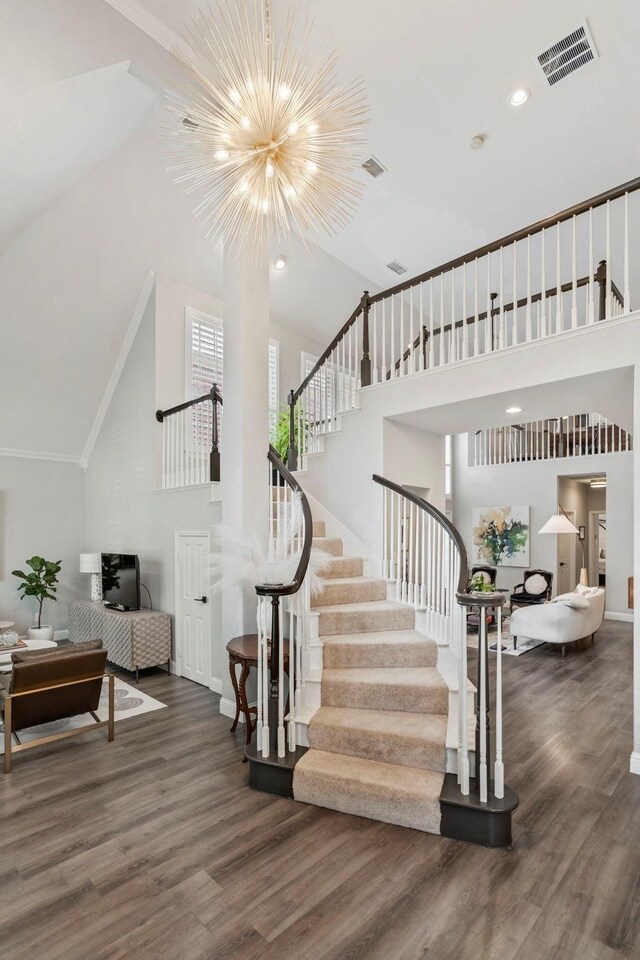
[[68, 601, 171, 683]]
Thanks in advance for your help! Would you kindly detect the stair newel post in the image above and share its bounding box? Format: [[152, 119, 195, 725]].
[[360, 291, 372, 387], [209, 383, 221, 482], [596, 259, 607, 321], [477, 600, 490, 803], [287, 389, 298, 471]]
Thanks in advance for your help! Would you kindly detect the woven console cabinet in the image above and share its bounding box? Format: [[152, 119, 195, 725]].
[[68, 601, 172, 682]]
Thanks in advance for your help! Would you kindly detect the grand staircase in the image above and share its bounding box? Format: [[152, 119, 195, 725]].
[[293, 522, 449, 834]]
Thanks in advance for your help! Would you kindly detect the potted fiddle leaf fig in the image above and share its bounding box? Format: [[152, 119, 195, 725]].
[[12, 556, 62, 641]]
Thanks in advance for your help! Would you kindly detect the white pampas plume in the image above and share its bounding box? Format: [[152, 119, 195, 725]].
[[208, 491, 330, 597]]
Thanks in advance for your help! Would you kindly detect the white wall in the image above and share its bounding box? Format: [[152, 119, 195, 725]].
[[0, 457, 86, 633], [85, 287, 225, 683], [452, 433, 633, 615]]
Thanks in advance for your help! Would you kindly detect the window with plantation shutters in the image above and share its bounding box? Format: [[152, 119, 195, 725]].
[[185, 308, 279, 446]]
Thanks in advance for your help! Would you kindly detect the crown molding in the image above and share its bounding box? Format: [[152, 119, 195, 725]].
[[80, 269, 156, 470], [102, 0, 183, 53], [0, 448, 81, 465]]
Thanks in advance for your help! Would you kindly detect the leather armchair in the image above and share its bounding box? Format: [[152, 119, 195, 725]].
[[0, 640, 114, 773], [510, 569, 553, 612]]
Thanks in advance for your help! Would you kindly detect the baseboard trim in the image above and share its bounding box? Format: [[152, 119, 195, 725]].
[[604, 612, 634, 623], [220, 696, 243, 722], [209, 676, 222, 694], [630, 752, 640, 776]]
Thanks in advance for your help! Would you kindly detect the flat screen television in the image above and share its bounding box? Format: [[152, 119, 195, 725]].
[[101, 553, 140, 611]]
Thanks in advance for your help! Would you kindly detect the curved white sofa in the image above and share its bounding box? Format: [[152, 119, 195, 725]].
[[509, 588, 605, 657]]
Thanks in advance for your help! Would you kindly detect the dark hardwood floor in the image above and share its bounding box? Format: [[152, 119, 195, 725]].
[[0, 620, 637, 960]]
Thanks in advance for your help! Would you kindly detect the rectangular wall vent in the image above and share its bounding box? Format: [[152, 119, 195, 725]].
[[536, 21, 598, 86], [386, 260, 407, 275], [362, 155, 387, 178]]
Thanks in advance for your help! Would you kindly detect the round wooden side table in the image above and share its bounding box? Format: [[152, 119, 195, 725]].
[[226, 634, 289, 755]]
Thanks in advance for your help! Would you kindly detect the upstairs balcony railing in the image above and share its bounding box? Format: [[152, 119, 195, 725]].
[[473, 412, 633, 466], [156, 384, 222, 488], [287, 176, 640, 470]]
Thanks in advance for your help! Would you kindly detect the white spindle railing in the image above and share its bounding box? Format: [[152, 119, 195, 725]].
[[473, 412, 632, 466], [287, 181, 639, 473], [157, 388, 221, 489], [255, 449, 312, 760], [375, 474, 512, 805]]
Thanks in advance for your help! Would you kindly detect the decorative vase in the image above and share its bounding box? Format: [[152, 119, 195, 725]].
[[579, 567, 589, 587], [27, 625, 55, 642]]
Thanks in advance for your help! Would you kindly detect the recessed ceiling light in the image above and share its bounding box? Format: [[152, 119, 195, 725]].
[[470, 134, 485, 150], [273, 255, 287, 271], [509, 87, 531, 107], [505, 406, 522, 414]]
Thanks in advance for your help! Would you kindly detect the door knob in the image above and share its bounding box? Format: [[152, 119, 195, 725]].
[[194, 596, 208, 604]]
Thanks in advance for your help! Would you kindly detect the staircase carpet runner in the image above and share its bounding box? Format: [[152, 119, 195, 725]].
[[293, 531, 447, 834]]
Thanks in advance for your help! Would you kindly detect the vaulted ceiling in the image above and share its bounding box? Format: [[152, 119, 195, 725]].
[[2, 0, 640, 458]]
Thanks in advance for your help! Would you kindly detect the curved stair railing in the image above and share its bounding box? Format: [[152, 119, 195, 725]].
[[251, 446, 313, 774], [373, 474, 518, 843], [287, 176, 640, 471]]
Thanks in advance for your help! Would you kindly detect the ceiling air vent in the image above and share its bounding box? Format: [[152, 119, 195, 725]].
[[536, 21, 598, 86], [362, 155, 387, 178], [386, 260, 407, 275]]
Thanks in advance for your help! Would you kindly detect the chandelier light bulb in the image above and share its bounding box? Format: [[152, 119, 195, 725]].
[[164, 0, 369, 255], [274, 255, 287, 270]]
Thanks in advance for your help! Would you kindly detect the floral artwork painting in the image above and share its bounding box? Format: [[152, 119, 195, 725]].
[[472, 506, 530, 567]]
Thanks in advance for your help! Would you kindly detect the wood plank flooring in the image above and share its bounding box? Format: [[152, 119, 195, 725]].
[[0, 620, 638, 960]]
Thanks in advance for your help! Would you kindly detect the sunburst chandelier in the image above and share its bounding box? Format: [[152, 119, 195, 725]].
[[164, 0, 369, 256]]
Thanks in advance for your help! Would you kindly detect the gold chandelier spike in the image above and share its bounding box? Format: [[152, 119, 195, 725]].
[[163, 0, 369, 257]]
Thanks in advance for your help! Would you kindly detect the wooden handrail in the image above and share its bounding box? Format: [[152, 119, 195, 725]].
[[156, 384, 223, 423], [291, 303, 363, 403], [372, 474, 469, 593], [369, 175, 640, 304], [255, 446, 313, 598]]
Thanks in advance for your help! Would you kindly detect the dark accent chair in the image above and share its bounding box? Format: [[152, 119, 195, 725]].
[[510, 569, 553, 613], [0, 640, 114, 773], [471, 565, 497, 587]]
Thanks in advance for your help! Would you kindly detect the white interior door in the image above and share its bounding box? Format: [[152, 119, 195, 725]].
[[176, 532, 211, 686]]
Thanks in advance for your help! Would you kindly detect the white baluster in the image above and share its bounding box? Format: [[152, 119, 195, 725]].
[[473, 259, 480, 357], [571, 215, 578, 329], [419, 283, 425, 371], [429, 280, 435, 368], [439, 275, 445, 367], [396, 492, 402, 599], [556, 221, 562, 335], [526, 235, 532, 342], [606, 199, 612, 320], [624, 192, 630, 313], [459, 599, 470, 795], [512, 241, 518, 346], [588, 207, 595, 324], [381, 298, 387, 381], [372, 301, 378, 384], [485, 252, 492, 352], [499, 247, 504, 348], [410, 285, 416, 373], [540, 227, 546, 337], [382, 486, 389, 579]]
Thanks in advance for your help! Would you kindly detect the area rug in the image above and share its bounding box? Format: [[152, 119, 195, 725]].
[[0, 678, 166, 753], [467, 619, 545, 657]]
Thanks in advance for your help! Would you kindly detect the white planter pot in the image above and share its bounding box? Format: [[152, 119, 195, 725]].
[[27, 625, 54, 642]]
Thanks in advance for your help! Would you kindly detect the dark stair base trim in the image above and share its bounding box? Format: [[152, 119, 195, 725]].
[[245, 744, 308, 798], [439, 773, 519, 848]]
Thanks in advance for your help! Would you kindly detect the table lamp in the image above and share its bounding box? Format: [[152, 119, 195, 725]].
[[79, 553, 102, 602]]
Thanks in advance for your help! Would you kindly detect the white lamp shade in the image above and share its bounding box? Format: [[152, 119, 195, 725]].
[[538, 514, 579, 535], [79, 552, 101, 574]]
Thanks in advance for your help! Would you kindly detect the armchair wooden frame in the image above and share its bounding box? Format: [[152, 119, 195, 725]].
[[3, 673, 114, 774]]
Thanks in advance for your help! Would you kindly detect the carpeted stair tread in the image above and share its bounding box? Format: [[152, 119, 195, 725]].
[[312, 576, 387, 607], [312, 537, 344, 557], [318, 556, 364, 579], [323, 630, 437, 668], [322, 666, 448, 714], [293, 749, 443, 833], [309, 706, 447, 771], [317, 600, 415, 636]]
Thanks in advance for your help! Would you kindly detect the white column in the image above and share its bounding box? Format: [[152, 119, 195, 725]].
[[221, 242, 270, 712]]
